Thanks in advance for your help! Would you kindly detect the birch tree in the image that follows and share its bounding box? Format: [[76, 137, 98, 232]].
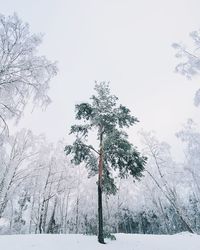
[[0, 13, 58, 134]]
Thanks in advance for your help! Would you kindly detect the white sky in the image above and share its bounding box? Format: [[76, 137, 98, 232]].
[[1, 0, 200, 159]]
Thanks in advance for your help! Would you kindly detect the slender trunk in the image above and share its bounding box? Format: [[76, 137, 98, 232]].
[[116, 181, 121, 233], [75, 197, 79, 234], [38, 200, 45, 233], [43, 180, 53, 233], [29, 178, 38, 233], [47, 198, 57, 233], [157, 198, 170, 234], [98, 130, 105, 244], [64, 189, 70, 233], [38, 164, 52, 234], [0, 165, 9, 197], [9, 200, 14, 232]]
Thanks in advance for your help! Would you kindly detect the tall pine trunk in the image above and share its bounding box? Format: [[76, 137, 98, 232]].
[[98, 130, 105, 244]]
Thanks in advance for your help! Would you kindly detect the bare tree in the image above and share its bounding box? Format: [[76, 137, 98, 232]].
[[0, 13, 58, 134], [0, 130, 39, 219], [141, 131, 194, 233]]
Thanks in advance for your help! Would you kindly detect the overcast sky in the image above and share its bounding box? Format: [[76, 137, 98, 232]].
[[1, 0, 200, 159]]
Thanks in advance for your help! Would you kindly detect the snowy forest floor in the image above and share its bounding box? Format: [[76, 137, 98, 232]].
[[0, 233, 200, 250]]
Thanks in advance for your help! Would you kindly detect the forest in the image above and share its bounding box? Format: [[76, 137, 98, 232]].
[[1, 4, 200, 247]]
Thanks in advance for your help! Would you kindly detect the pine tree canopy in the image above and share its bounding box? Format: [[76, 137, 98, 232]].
[[65, 82, 147, 195]]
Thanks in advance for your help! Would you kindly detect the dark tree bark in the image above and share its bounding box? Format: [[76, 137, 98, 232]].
[[47, 200, 57, 234], [98, 130, 105, 244]]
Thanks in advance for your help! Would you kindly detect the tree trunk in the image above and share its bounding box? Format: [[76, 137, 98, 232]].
[[98, 184, 104, 243], [38, 200, 45, 234], [98, 130, 105, 244], [75, 197, 79, 234], [47, 198, 57, 234]]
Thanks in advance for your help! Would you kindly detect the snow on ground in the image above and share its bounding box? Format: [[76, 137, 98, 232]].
[[0, 233, 200, 250]]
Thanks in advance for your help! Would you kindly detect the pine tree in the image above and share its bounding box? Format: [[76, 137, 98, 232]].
[[65, 82, 146, 243]]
